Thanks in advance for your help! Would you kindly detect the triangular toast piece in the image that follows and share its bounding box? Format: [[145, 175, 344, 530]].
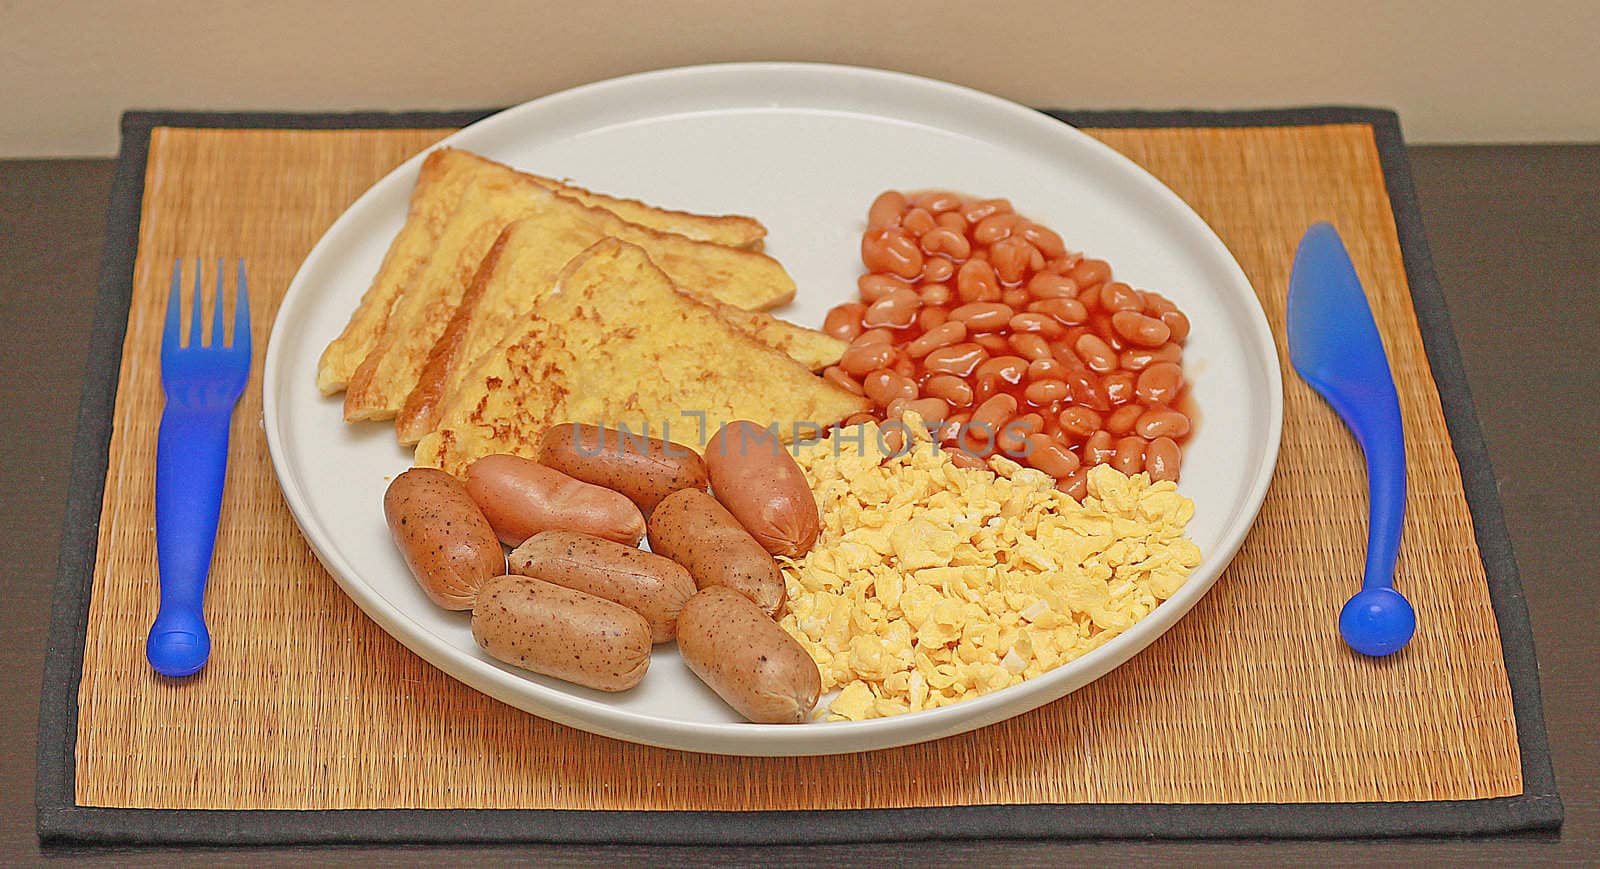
[[316, 147, 771, 397], [414, 239, 869, 476], [339, 159, 796, 422], [397, 220, 845, 443]]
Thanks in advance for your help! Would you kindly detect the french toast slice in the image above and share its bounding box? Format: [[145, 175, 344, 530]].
[[398, 221, 843, 444], [315, 148, 769, 395], [413, 239, 869, 477], [340, 164, 796, 422]]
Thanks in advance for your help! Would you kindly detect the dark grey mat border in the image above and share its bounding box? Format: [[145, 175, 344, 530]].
[[37, 106, 1562, 846]]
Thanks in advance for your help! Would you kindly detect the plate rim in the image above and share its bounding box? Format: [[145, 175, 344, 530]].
[[262, 61, 1284, 755]]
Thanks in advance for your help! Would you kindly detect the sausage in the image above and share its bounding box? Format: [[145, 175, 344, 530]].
[[509, 530, 695, 643], [647, 488, 785, 616], [470, 574, 651, 692], [464, 453, 646, 547], [704, 420, 820, 557], [538, 423, 709, 514], [676, 588, 821, 723], [383, 468, 504, 610]]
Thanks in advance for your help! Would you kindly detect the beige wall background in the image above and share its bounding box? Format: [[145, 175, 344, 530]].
[[3, 0, 1597, 157]]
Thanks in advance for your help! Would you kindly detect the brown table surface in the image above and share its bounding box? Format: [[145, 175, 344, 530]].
[[2, 144, 1594, 865]]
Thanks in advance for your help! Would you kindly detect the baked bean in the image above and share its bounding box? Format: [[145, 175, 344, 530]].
[[1058, 364, 1108, 411], [971, 374, 1001, 404], [1142, 291, 1177, 315], [862, 288, 920, 329], [1160, 310, 1191, 342], [905, 321, 967, 357], [990, 236, 1035, 283], [1008, 313, 1065, 337], [859, 273, 911, 303], [1024, 378, 1069, 405], [1101, 282, 1144, 313], [1076, 282, 1101, 310], [974, 213, 1019, 245], [1019, 223, 1067, 259], [914, 190, 963, 213], [1083, 430, 1116, 466], [962, 198, 1012, 224], [1134, 407, 1190, 440], [1103, 372, 1136, 405], [919, 282, 953, 307], [974, 354, 1029, 385], [1110, 310, 1171, 347], [868, 191, 908, 228], [1027, 357, 1067, 381], [862, 369, 918, 405], [950, 302, 1014, 331], [861, 228, 924, 279], [1135, 361, 1184, 404], [1119, 342, 1182, 370], [1026, 434, 1080, 477], [823, 303, 865, 341], [1049, 253, 1081, 273], [1105, 404, 1143, 435], [970, 393, 1019, 441], [916, 308, 947, 333], [855, 327, 895, 345], [843, 411, 876, 427], [949, 450, 988, 471], [922, 256, 956, 284], [1027, 272, 1078, 299], [1057, 470, 1088, 500], [956, 258, 1000, 303], [921, 227, 972, 259], [1001, 287, 1030, 309], [936, 211, 967, 231], [923, 342, 989, 377], [899, 396, 951, 425], [1058, 406, 1102, 437], [1112, 436, 1148, 475], [839, 341, 896, 376], [1146, 436, 1182, 482], [892, 357, 915, 378], [902, 207, 937, 237], [998, 418, 1034, 456], [1074, 333, 1118, 373], [1009, 332, 1053, 360], [1027, 297, 1088, 325], [938, 411, 971, 445], [1069, 258, 1111, 288], [822, 365, 864, 395], [973, 333, 1012, 355], [924, 374, 975, 407]]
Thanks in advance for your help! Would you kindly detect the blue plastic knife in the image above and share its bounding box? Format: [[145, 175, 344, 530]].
[[1287, 222, 1416, 656]]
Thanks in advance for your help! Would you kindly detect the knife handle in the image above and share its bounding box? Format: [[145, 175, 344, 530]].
[[1324, 381, 1407, 592]]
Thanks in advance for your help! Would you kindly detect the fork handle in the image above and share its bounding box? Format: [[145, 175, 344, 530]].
[[147, 404, 235, 677]]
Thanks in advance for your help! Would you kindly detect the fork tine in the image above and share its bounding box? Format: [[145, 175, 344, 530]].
[[233, 258, 250, 351], [212, 256, 227, 348], [164, 258, 183, 349], [189, 256, 205, 347]]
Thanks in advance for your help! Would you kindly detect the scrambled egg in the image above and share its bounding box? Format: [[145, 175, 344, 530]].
[[777, 418, 1201, 721]]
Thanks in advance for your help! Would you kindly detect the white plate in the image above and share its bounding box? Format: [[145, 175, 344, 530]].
[[264, 62, 1282, 755]]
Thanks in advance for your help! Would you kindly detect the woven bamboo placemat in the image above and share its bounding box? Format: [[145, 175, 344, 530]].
[[37, 108, 1560, 844]]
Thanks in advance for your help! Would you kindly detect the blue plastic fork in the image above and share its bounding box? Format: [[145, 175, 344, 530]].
[[147, 258, 252, 677]]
